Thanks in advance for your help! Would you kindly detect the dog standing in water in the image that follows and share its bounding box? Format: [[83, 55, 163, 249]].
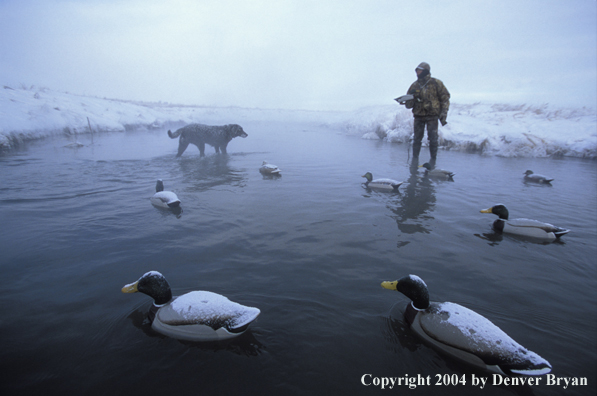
[[167, 123, 248, 157]]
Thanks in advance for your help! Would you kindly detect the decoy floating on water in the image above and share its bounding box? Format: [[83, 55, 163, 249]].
[[524, 170, 554, 184], [480, 204, 569, 240], [381, 274, 552, 376], [122, 271, 260, 341], [64, 141, 85, 148], [419, 163, 455, 179], [150, 179, 181, 208], [260, 161, 282, 175], [362, 172, 403, 191]]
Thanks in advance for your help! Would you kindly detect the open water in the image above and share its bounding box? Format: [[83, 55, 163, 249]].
[[0, 119, 595, 395]]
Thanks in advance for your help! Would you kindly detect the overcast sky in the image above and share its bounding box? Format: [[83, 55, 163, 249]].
[[1, 0, 595, 111]]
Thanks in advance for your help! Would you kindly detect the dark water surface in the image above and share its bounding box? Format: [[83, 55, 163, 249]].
[[1, 120, 595, 395]]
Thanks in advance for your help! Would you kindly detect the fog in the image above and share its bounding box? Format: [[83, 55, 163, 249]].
[[1, 0, 595, 111]]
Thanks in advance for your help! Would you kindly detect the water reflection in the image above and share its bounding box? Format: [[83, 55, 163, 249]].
[[381, 304, 419, 353], [474, 231, 562, 246], [523, 180, 553, 188], [126, 308, 264, 357], [152, 205, 183, 219], [389, 167, 437, 236], [474, 231, 504, 246], [177, 154, 248, 191], [261, 173, 282, 181]]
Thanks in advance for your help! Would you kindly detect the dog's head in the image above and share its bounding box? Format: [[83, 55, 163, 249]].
[[227, 124, 248, 139]]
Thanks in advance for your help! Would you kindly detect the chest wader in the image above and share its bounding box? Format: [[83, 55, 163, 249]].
[[413, 117, 439, 166]]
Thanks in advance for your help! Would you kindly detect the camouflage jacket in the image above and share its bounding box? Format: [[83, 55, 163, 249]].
[[405, 75, 450, 118]]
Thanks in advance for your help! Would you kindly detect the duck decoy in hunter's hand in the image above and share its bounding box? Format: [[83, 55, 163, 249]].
[[381, 274, 552, 376]]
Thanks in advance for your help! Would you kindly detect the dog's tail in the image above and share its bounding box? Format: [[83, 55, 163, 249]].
[[167, 129, 182, 139]]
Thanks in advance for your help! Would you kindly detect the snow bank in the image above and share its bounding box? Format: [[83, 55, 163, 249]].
[[338, 103, 596, 158], [1, 84, 595, 158], [0, 84, 335, 151]]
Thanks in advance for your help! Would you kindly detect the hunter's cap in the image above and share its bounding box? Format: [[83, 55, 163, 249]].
[[415, 62, 431, 71]]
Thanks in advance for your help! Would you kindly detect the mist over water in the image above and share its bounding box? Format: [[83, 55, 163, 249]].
[[1, 119, 595, 395]]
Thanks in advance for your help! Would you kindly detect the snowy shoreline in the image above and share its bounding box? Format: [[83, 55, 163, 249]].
[[1, 85, 595, 158]]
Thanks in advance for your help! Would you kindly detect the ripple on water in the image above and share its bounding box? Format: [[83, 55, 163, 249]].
[[0, 125, 595, 395]]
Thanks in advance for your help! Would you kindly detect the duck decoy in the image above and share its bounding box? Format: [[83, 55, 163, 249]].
[[524, 170, 553, 184], [150, 179, 181, 208], [122, 271, 260, 341], [362, 172, 403, 191], [419, 163, 454, 179], [260, 161, 281, 175], [382, 274, 552, 376], [480, 204, 569, 240]]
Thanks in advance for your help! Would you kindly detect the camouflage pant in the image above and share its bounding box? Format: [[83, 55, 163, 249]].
[[413, 117, 438, 159]]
